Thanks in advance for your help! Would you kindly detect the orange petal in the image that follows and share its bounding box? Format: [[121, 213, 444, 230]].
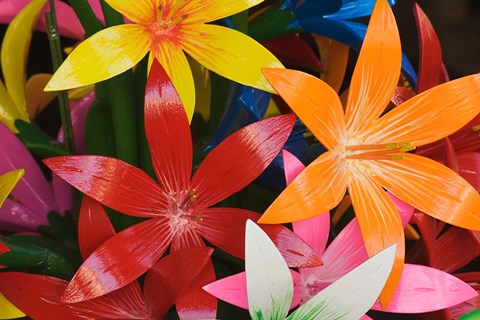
[[180, 0, 262, 24], [104, 0, 156, 24], [348, 166, 405, 307], [344, 0, 401, 135], [262, 68, 345, 151], [369, 153, 480, 231], [259, 151, 347, 224], [366, 74, 480, 147]]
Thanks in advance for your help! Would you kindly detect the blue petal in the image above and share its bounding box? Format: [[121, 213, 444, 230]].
[[325, 0, 397, 20], [293, 0, 342, 19]]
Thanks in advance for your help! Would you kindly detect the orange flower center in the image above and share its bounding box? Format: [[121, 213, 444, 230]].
[[344, 142, 416, 160], [148, 4, 188, 45]]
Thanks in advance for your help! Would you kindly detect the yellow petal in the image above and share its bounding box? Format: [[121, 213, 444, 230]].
[[0, 82, 23, 132], [68, 85, 95, 100], [180, 0, 263, 24], [262, 68, 345, 150], [152, 43, 195, 121], [366, 74, 480, 147], [104, 0, 156, 24], [0, 292, 25, 319], [187, 56, 211, 121], [259, 151, 347, 224], [348, 166, 405, 307], [369, 153, 480, 231], [1, 0, 46, 120], [45, 25, 150, 91], [26, 74, 57, 118], [181, 24, 283, 94], [344, 0, 401, 135], [0, 169, 25, 207], [313, 35, 349, 94]]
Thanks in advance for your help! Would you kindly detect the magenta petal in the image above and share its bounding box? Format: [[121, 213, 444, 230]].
[[61, 218, 172, 303], [292, 214, 330, 258], [282, 150, 305, 185], [145, 59, 192, 196], [51, 173, 72, 216], [44, 155, 169, 218], [0, 199, 48, 231], [144, 247, 213, 319], [191, 114, 296, 208], [386, 192, 414, 226], [203, 270, 304, 310], [371, 264, 478, 313], [0, 122, 57, 216]]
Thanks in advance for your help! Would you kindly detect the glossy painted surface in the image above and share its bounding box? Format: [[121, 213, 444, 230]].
[[259, 0, 480, 307], [0, 169, 24, 207], [46, 0, 282, 121], [46, 60, 320, 306]]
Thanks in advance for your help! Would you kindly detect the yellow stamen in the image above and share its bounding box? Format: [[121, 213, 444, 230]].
[[472, 124, 480, 132], [345, 142, 415, 160]]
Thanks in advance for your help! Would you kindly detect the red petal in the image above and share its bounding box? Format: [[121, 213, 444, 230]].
[[78, 196, 116, 260], [391, 87, 416, 107], [145, 59, 193, 196], [175, 258, 217, 320], [458, 152, 480, 191], [434, 226, 480, 272], [0, 272, 131, 319], [191, 114, 296, 208], [414, 3, 444, 93], [44, 156, 169, 217], [61, 218, 172, 303]]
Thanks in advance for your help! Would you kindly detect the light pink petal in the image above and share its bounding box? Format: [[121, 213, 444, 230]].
[[371, 264, 478, 313], [0, 199, 48, 231], [0, 122, 56, 215], [203, 270, 304, 310]]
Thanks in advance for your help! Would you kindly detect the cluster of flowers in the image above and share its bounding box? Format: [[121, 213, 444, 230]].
[[0, 0, 479, 319]]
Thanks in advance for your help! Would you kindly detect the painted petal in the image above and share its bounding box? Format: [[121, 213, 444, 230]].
[[283, 150, 305, 185], [372, 264, 478, 313], [262, 68, 345, 151], [391, 87, 416, 107], [203, 270, 304, 310], [344, 0, 401, 134], [0, 169, 24, 206], [0, 122, 57, 215], [0, 81, 22, 132], [0, 199, 46, 231], [1, 0, 45, 120], [44, 155, 169, 218], [325, 0, 396, 19], [0, 272, 132, 319], [292, 215, 330, 259], [61, 218, 172, 303], [145, 59, 192, 195], [434, 227, 480, 273], [26, 74, 56, 117], [366, 74, 480, 147], [246, 220, 292, 320], [287, 245, 396, 320], [0, 292, 25, 319], [180, 0, 262, 24], [191, 114, 296, 208], [370, 153, 480, 231], [259, 151, 347, 224], [348, 167, 405, 307], [104, 0, 155, 24], [313, 36, 349, 94], [414, 3, 443, 93], [144, 247, 213, 319], [182, 24, 283, 93], [458, 152, 480, 192], [45, 24, 150, 91]]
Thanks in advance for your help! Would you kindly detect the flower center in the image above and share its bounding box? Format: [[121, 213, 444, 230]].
[[149, 3, 188, 35], [167, 189, 202, 235], [344, 142, 415, 160]]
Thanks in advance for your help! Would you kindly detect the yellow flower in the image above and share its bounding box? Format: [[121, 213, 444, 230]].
[[259, 0, 480, 307], [45, 0, 283, 120]]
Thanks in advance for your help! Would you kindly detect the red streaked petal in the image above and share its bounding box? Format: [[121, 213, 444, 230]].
[[391, 87, 416, 107], [414, 3, 444, 93], [191, 114, 296, 208], [145, 59, 192, 196], [44, 156, 169, 218], [61, 218, 172, 303], [458, 152, 480, 192], [144, 247, 213, 319]]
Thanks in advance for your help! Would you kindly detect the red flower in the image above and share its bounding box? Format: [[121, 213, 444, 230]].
[[45, 59, 321, 318]]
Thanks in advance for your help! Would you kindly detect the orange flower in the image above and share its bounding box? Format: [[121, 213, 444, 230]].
[[258, 0, 480, 307]]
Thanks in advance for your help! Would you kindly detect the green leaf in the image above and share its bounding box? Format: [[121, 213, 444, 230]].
[[14, 120, 69, 157], [84, 98, 116, 157]]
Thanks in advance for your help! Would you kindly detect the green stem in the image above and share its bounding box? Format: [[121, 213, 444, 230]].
[[45, 2, 75, 154], [66, 0, 103, 37]]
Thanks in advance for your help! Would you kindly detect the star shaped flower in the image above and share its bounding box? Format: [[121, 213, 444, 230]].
[[45, 59, 320, 318], [258, 0, 480, 307], [45, 0, 283, 120]]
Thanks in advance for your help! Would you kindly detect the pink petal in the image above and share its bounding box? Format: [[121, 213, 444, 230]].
[[282, 150, 305, 185], [61, 218, 172, 303], [0, 122, 57, 216], [191, 114, 296, 208], [144, 247, 213, 319], [371, 264, 478, 313], [386, 192, 415, 226], [145, 59, 192, 197], [203, 270, 304, 310], [0, 198, 48, 231], [44, 155, 169, 218]]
